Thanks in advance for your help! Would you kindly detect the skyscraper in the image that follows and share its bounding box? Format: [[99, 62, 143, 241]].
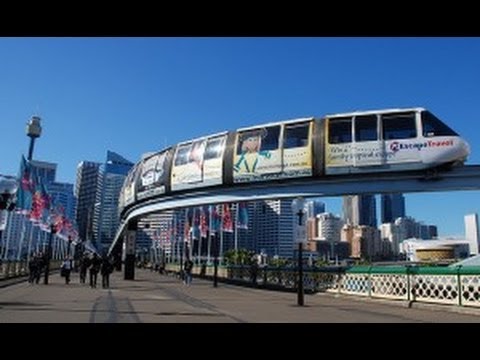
[[343, 195, 377, 227], [381, 193, 406, 224], [306, 199, 325, 219], [252, 199, 294, 258], [93, 151, 133, 253], [48, 182, 76, 222], [465, 214, 479, 255], [75, 161, 101, 242], [30, 160, 57, 184]]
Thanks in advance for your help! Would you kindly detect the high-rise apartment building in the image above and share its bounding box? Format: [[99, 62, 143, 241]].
[[30, 160, 57, 184], [465, 213, 479, 255], [75, 161, 101, 242], [343, 195, 377, 227], [92, 151, 133, 253], [306, 199, 325, 219], [381, 193, 405, 224]]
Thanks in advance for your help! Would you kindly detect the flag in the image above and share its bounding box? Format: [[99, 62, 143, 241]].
[[237, 202, 249, 229], [199, 206, 208, 238], [30, 175, 50, 223], [16, 155, 34, 214], [209, 205, 221, 234], [222, 203, 233, 233], [191, 207, 201, 240], [184, 208, 192, 241]]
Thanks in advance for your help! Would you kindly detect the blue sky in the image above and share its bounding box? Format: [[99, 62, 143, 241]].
[[1, 37, 479, 237]]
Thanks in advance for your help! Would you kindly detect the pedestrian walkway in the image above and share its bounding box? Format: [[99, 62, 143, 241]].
[[1, 269, 480, 323]]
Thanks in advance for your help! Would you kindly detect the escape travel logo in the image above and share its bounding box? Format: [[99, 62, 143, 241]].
[[390, 139, 454, 153]]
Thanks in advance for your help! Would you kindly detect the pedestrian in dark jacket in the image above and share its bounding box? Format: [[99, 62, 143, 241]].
[[101, 256, 113, 289], [89, 254, 101, 288], [183, 258, 193, 285], [61, 257, 73, 284]]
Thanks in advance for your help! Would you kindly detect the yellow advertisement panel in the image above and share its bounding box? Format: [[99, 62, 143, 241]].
[[233, 125, 282, 183], [282, 122, 312, 178]]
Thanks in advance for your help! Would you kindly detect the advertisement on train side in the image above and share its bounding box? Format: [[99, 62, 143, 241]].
[[282, 122, 312, 178], [171, 135, 226, 191], [136, 149, 172, 200], [233, 122, 312, 183]]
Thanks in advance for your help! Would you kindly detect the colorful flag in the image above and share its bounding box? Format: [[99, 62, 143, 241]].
[[199, 206, 208, 238], [191, 207, 201, 240], [222, 203, 233, 233], [16, 155, 34, 214], [209, 205, 221, 234], [184, 208, 192, 241], [237, 202, 249, 229], [30, 175, 50, 223]]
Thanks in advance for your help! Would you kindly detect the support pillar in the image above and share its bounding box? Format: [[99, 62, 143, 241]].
[[124, 220, 137, 280]]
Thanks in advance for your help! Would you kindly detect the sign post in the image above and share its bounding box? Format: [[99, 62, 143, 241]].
[[292, 197, 306, 306]]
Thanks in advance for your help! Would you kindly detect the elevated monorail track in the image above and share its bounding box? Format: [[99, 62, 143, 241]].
[[109, 165, 480, 255]]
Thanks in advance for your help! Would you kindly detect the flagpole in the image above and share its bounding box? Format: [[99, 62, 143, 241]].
[[234, 203, 239, 252], [16, 216, 27, 261], [207, 206, 212, 265], [26, 221, 35, 261], [219, 206, 224, 265], [198, 208, 202, 266]]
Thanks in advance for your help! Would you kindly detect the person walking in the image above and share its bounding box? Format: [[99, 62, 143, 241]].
[[183, 258, 193, 286], [79, 254, 90, 284], [89, 253, 101, 288], [61, 256, 73, 284], [100, 256, 113, 289], [28, 254, 38, 284]]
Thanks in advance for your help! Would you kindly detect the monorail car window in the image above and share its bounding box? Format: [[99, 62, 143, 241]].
[[421, 111, 458, 137], [204, 137, 225, 160], [328, 117, 352, 144], [283, 122, 310, 149], [382, 112, 416, 140], [236, 125, 281, 154], [355, 115, 377, 142], [174, 144, 191, 166]]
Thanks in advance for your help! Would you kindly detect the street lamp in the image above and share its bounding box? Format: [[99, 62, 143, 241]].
[[213, 233, 218, 288], [44, 222, 57, 285], [292, 197, 306, 306]]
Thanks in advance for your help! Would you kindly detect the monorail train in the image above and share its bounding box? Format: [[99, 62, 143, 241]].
[[118, 107, 470, 214]]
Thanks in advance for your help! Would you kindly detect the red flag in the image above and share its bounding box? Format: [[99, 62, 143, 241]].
[[200, 206, 208, 238], [222, 203, 233, 233]]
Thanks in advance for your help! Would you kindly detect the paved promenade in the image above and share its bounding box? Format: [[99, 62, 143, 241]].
[[1, 269, 480, 323]]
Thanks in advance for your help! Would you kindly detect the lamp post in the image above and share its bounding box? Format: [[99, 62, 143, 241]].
[[26, 115, 42, 161], [213, 233, 218, 288], [43, 223, 56, 285], [292, 197, 306, 306], [67, 236, 72, 257]]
